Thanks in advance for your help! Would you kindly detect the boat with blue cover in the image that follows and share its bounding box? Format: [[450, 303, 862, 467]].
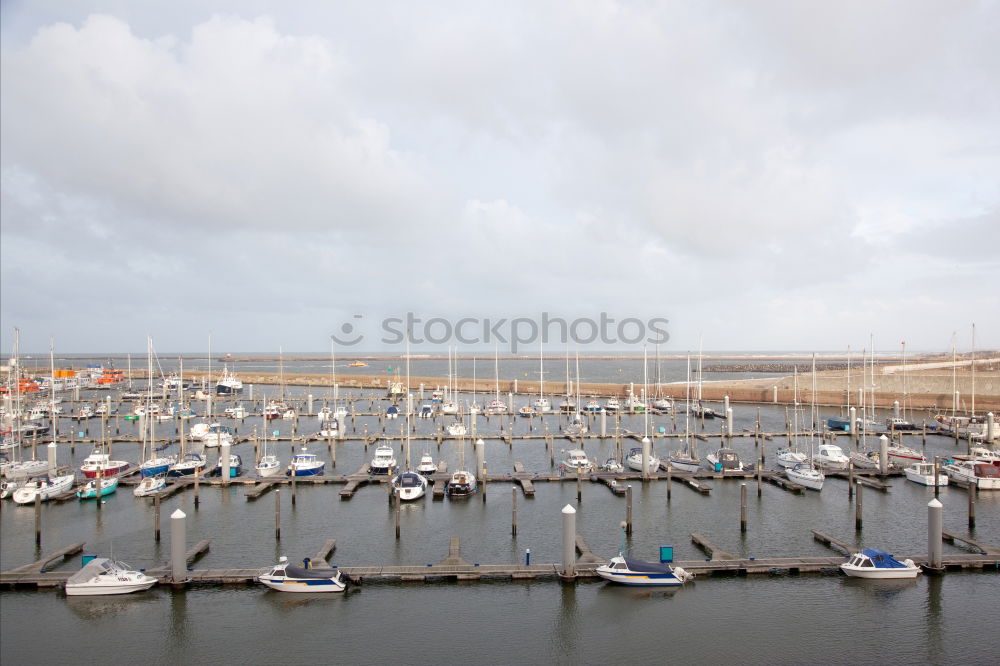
[[209, 454, 243, 477], [840, 549, 920, 579], [596, 555, 692, 586]]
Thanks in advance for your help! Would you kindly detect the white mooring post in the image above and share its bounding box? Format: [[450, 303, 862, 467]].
[[171, 509, 187, 583], [221, 441, 232, 485], [928, 498, 943, 570], [878, 435, 889, 475], [562, 504, 576, 578], [47, 442, 57, 472], [641, 437, 651, 479]]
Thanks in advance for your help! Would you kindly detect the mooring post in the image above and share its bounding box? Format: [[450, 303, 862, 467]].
[[193, 468, 200, 508], [757, 453, 763, 498], [600, 409, 607, 438], [562, 504, 576, 579], [291, 469, 297, 506], [855, 480, 863, 531], [625, 484, 633, 534], [740, 483, 748, 533], [154, 495, 161, 542], [394, 490, 401, 539], [968, 484, 976, 528], [879, 435, 889, 475], [34, 492, 42, 548], [170, 508, 187, 584], [221, 441, 231, 486], [933, 457, 940, 497], [481, 461, 488, 503], [850, 406, 858, 443], [275, 489, 281, 540], [641, 437, 651, 480], [47, 442, 57, 473], [511, 486, 517, 536], [666, 463, 672, 501], [928, 498, 943, 570]]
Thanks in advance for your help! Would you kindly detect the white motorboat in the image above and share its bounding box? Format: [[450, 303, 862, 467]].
[[582, 399, 601, 413], [813, 443, 850, 470], [419, 404, 434, 419], [316, 406, 333, 422], [942, 460, 1000, 490], [486, 399, 507, 415], [224, 405, 248, 419], [368, 446, 397, 475], [319, 419, 340, 438], [562, 449, 594, 473], [169, 453, 207, 477], [446, 420, 467, 437], [391, 471, 428, 501], [785, 463, 825, 491], [281, 409, 296, 420], [65, 558, 158, 596], [904, 462, 948, 486], [604, 397, 620, 412], [385, 405, 399, 420], [775, 448, 808, 469], [627, 447, 661, 473], [12, 474, 75, 504], [518, 405, 536, 418], [189, 422, 211, 440], [596, 555, 692, 586], [533, 397, 551, 412], [133, 475, 167, 497], [600, 458, 625, 473], [201, 425, 234, 448], [446, 470, 477, 497], [258, 556, 350, 593], [703, 448, 744, 472], [886, 444, 925, 466], [416, 453, 438, 475], [287, 450, 325, 477], [840, 550, 920, 579]]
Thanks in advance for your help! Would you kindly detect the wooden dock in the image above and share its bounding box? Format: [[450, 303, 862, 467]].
[[690, 533, 737, 561], [812, 530, 855, 555], [2, 542, 85, 575]]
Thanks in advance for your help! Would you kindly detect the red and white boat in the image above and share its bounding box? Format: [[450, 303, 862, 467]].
[[886, 444, 924, 466], [79, 449, 130, 478]]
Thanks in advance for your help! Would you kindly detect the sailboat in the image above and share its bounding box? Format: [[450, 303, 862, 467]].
[[392, 343, 428, 500], [668, 355, 701, 473], [559, 352, 576, 413], [3, 329, 52, 482], [441, 348, 459, 415], [77, 477, 119, 499], [533, 341, 551, 412], [486, 347, 507, 414], [13, 474, 74, 504], [255, 394, 281, 478], [785, 356, 825, 490], [563, 352, 588, 438], [776, 370, 808, 469]]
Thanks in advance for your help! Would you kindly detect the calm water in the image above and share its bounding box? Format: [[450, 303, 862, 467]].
[[2, 389, 998, 664]]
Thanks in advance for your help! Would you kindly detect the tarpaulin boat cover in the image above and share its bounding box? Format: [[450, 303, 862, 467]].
[[623, 557, 675, 575], [67, 558, 112, 583], [861, 549, 907, 568]]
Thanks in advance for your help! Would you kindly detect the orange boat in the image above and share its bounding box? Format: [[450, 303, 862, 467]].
[[96, 369, 125, 385], [348, 361, 369, 368]]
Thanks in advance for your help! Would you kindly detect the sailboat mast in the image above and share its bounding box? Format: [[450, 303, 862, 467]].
[[971, 323, 976, 417], [643, 345, 649, 438]]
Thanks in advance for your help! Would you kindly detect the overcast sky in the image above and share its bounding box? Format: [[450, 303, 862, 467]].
[[1, 1, 997, 355]]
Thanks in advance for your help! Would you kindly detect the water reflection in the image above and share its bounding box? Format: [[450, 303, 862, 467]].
[[840, 576, 919, 598], [65, 590, 158, 619]]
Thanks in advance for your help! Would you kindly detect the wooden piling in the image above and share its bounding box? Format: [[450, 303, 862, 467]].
[[740, 483, 748, 533], [855, 480, 863, 531], [968, 484, 976, 528], [394, 490, 401, 539], [154, 495, 161, 542], [848, 461, 854, 499], [511, 486, 517, 536], [625, 485, 633, 535], [291, 471, 297, 506], [666, 463, 672, 501], [34, 493, 41, 548], [275, 489, 281, 540]]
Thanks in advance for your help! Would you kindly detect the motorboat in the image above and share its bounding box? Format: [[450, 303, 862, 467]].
[[223, 405, 248, 419], [287, 450, 325, 477], [0, 479, 21, 498], [385, 405, 399, 420], [80, 450, 130, 478], [215, 366, 243, 395], [942, 460, 1000, 490], [562, 449, 594, 473], [133, 475, 166, 497], [281, 409, 296, 420], [446, 420, 467, 437], [775, 448, 808, 469], [368, 446, 397, 475], [600, 458, 625, 473], [386, 382, 405, 398], [703, 448, 744, 472], [65, 558, 158, 596], [886, 444, 925, 466], [627, 447, 661, 473], [604, 397, 620, 412], [813, 443, 850, 470], [785, 463, 824, 491], [12, 474, 75, 504], [968, 447, 1000, 463], [446, 470, 477, 497], [140, 455, 175, 478], [258, 556, 350, 593], [840, 549, 920, 579], [691, 402, 719, 419], [827, 416, 854, 432], [533, 397, 552, 413], [77, 477, 119, 499], [348, 361, 368, 368], [168, 453, 207, 477], [583, 400, 602, 413], [391, 471, 428, 501], [904, 462, 948, 486], [885, 417, 919, 432], [518, 405, 536, 418], [316, 406, 333, 421], [161, 374, 190, 391], [624, 395, 647, 413], [563, 415, 588, 438], [416, 452, 438, 476], [419, 404, 434, 419], [486, 399, 508, 415], [319, 419, 340, 438], [209, 454, 243, 478], [201, 425, 234, 448], [430, 389, 444, 403], [73, 405, 95, 420], [596, 555, 692, 586]]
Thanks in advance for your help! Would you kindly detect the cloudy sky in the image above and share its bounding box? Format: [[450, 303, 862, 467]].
[[2, 1, 997, 355]]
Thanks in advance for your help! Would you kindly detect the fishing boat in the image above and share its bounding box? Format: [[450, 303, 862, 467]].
[[417, 452, 438, 476], [287, 449, 325, 477], [133, 475, 166, 497], [65, 558, 158, 596], [561, 449, 594, 473], [209, 454, 243, 478], [169, 453, 207, 477], [446, 470, 477, 497], [596, 555, 692, 586], [627, 447, 662, 473], [215, 365, 244, 395], [785, 462, 824, 491], [813, 443, 850, 470], [80, 450, 130, 478], [391, 471, 428, 501], [703, 448, 744, 472], [840, 549, 920, 579], [12, 474, 74, 504], [942, 460, 1000, 490], [258, 556, 351, 593], [904, 462, 948, 486], [76, 477, 119, 499], [368, 446, 397, 475]]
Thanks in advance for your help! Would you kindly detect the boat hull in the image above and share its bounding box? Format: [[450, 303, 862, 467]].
[[258, 576, 346, 593], [839, 564, 920, 579], [81, 462, 129, 479], [66, 580, 157, 596]]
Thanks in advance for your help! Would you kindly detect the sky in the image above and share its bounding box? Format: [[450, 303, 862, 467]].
[[1, 0, 998, 355]]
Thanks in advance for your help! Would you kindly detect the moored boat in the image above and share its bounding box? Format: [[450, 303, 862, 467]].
[[627, 447, 662, 472], [446, 470, 477, 497], [785, 462, 824, 491], [813, 443, 850, 470], [391, 471, 428, 501], [12, 474, 75, 504], [133, 475, 166, 497], [368, 446, 397, 475], [840, 549, 920, 579], [287, 450, 325, 477], [561, 449, 594, 473], [168, 453, 207, 477], [76, 477, 119, 499], [904, 461, 948, 486], [79, 450, 130, 478], [416, 452, 438, 476], [942, 459, 1000, 490], [258, 556, 351, 593], [703, 448, 743, 472], [596, 555, 692, 586], [65, 558, 157, 596]]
